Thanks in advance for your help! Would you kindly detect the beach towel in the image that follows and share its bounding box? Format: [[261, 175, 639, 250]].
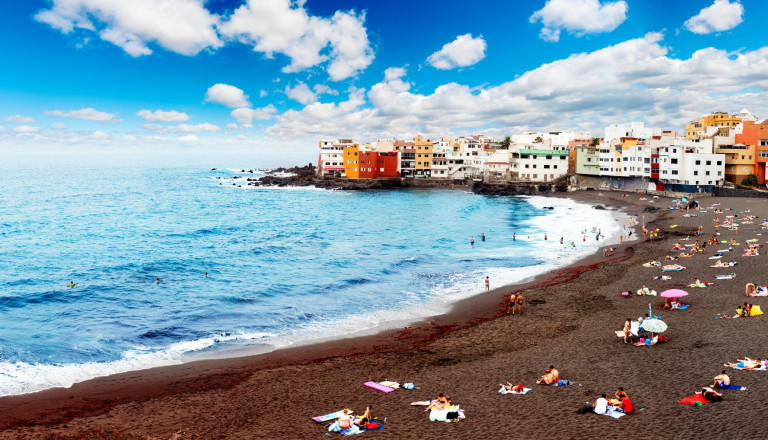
[[662, 265, 685, 272], [498, 387, 531, 395], [718, 384, 748, 391], [709, 256, 723, 260], [429, 408, 465, 422], [553, 379, 572, 387], [689, 283, 711, 288], [602, 406, 627, 419], [329, 422, 386, 436], [749, 291, 768, 297], [716, 274, 736, 280], [671, 304, 690, 310], [678, 393, 710, 406], [364, 381, 394, 393], [314, 410, 347, 423]]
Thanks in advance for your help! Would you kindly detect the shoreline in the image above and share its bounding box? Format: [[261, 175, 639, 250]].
[[0, 191, 644, 430], [4, 190, 768, 439]]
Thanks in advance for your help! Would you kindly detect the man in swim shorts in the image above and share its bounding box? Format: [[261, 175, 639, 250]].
[[485, 276, 490, 291], [507, 292, 517, 314], [515, 292, 524, 314]]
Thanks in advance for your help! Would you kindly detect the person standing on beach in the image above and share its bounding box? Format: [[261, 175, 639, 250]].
[[513, 233, 516, 241], [544, 233, 547, 241], [507, 292, 517, 314], [482, 233, 486, 242], [623, 318, 632, 343], [515, 292, 524, 314], [485, 276, 490, 292], [471, 237, 475, 245]]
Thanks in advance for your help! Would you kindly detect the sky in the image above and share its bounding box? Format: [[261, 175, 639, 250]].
[[2, 0, 768, 164]]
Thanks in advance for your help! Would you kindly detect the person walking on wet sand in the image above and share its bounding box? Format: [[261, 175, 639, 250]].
[[509, 291, 523, 314], [485, 276, 490, 291], [507, 291, 517, 314]]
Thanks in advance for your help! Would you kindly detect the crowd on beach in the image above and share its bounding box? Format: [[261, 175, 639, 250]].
[[314, 192, 768, 435]]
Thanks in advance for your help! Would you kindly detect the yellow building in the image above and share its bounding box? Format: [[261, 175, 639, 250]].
[[686, 112, 742, 140], [343, 144, 360, 179], [715, 143, 756, 184], [414, 136, 433, 177]]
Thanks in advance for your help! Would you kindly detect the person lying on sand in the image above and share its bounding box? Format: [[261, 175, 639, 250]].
[[724, 358, 764, 369], [499, 382, 525, 393], [424, 394, 447, 411], [664, 255, 679, 261], [353, 406, 373, 426], [536, 365, 559, 385], [712, 370, 730, 388], [746, 283, 757, 296], [701, 387, 723, 402]]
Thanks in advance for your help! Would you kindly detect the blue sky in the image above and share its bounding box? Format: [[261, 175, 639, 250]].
[[1, 0, 767, 162]]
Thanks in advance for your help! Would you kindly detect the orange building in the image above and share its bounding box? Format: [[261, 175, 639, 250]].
[[735, 120, 768, 184]]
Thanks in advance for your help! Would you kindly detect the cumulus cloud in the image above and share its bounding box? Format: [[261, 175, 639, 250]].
[[266, 33, 768, 140], [45, 108, 119, 122], [427, 34, 487, 69], [530, 0, 628, 42], [205, 83, 251, 108], [285, 82, 317, 105], [4, 115, 36, 124], [34, 0, 222, 57], [50, 122, 69, 130], [313, 84, 339, 96], [219, 0, 373, 80], [685, 0, 744, 35], [136, 109, 190, 122], [14, 125, 41, 133], [178, 134, 200, 142], [231, 105, 278, 125]]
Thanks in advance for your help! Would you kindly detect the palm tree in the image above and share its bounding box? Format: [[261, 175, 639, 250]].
[[500, 136, 511, 149]]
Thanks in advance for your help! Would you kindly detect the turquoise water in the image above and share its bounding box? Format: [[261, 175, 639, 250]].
[[0, 163, 622, 396]]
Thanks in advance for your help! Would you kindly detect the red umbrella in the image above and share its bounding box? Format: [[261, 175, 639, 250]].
[[660, 289, 688, 298]]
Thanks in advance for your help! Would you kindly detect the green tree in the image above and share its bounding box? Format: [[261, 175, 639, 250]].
[[500, 136, 511, 149], [741, 174, 758, 187], [591, 137, 600, 147]]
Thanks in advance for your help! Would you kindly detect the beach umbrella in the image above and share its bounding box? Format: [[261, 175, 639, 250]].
[[641, 318, 667, 333], [660, 289, 689, 298]]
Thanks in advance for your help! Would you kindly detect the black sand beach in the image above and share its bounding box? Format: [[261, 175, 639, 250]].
[[2, 190, 768, 439]]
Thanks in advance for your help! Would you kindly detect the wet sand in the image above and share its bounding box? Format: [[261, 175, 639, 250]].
[[2, 191, 767, 439]]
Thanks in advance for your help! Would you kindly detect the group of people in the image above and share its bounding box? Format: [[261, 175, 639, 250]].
[[507, 291, 524, 314], [535, 365, 559, 385], [336, 406, 376, 431], [581, 388, 633, 415]]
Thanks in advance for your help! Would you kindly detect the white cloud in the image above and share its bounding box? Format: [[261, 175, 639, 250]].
[[136, 109, 190, 122], [219, 0, 373, 80], [285, 82, 317, 105], [226, 123, 238, 129], [266, 33, 768, 140], [313, 84, 339, 96], [14, 125, 41, 133], [205, 83, 251, 108], [4, 115, 36, 124], [427, 34, 487, 70], [179, 134, 200, 142], [231, 105, 278, 124], [34, 0, 222, 57], [530, 0, 628, 42], [45, 108, 119, 122], [685, 0, 744, 35], [259, 90, 269, 98], [50, 122, 69, 130], [144, 122, 220, 134]]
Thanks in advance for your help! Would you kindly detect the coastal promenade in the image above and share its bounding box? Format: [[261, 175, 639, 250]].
[[1, 191, 767, 439]]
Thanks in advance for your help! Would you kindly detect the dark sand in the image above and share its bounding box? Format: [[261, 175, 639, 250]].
[[2, 191, 768, 440]]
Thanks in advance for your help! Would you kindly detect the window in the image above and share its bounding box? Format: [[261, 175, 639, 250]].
[[671, 158, 678, 164], [718, 171, 722, 176], [706, 160, 711, 165], [672, 170, 678, 175], [706, 171, 710, 176], [544, 165, 550, 169], [695, 160, 700, 165]]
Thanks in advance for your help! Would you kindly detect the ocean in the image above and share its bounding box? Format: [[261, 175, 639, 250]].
[[0, 161, 626, 397]]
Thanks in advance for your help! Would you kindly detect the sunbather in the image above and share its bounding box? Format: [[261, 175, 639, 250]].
[[724, 358, 764, 369], [339, 409, 353, 430], [536, 365, 559, 384], [701, 387, 723, 402], [622, 318, 631, 343], [424, 394, 447, 411], [712, 370, 730, 388], [746, 283, 757, 296], [499, 382, 525, 392]]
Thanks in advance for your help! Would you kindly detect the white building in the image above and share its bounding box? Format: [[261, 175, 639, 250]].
[[511, 147, 569, 181], [318, 139, 354, 176], [604, 122, 661, 142]]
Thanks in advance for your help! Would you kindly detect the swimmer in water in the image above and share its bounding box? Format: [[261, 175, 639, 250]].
[[204, 272, 208, 277], [155, 278, 160, 283], [67, 281, 75, 288]]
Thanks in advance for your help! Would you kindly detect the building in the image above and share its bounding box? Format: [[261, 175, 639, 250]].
[[735, 120, 768, 184], [394, 140, 415, 177], [318, 139, 353, 176], [358, 151, 399, 179], [511, 148, 569, 182], [573, 146, 600, 176], [686, 112, 742, 140], [414, 136, 433, 177], [342, 144, 360, 179]]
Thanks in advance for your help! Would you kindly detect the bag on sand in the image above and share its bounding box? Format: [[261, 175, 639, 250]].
[[446, 411, 459, 420], [577, 405, 593, 414]]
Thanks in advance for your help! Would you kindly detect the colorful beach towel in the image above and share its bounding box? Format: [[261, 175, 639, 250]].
[[678, 393, 710, 406], [498, 387, 531, 395], [364, 381, 394, 393], [716, 274, 736, 280], [733, 365, 767, 371], [554, 379, 573, 387], [718, 384, 748, 391], [342, 423, 385, 436]]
